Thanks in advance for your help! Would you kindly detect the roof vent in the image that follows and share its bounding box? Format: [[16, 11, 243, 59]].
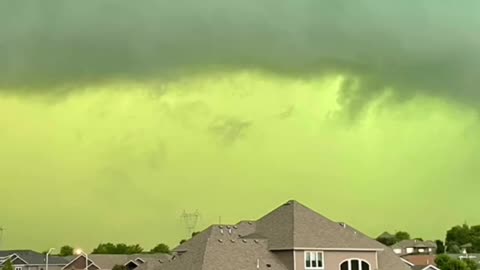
[[248, 221, 253, 225], [218, 239, 223, 243], [254, 239, 259, 244], [230, 239, 236, 243], [226, 225, 231, 229], [228, 228, 232, 234], [266, 264, 272, 268], [219, 225, 223, 229], [242, 239, 247, 243], [233, 226, 238, 229], [220, 229, 224, 234]]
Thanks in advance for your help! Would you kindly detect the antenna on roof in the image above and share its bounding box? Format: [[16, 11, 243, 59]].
[[181, 210, 200, 238]]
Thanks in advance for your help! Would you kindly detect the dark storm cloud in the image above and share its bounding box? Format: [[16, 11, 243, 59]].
[[209, 117, 252, 145], [1, 0, 479, 105]]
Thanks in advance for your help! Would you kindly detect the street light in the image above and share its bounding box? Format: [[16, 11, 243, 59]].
[[46, 248, 55, 270], [74, 249, 88, 270]]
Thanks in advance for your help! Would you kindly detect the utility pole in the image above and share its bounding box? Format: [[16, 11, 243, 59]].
[[0, 226, 5, 249]]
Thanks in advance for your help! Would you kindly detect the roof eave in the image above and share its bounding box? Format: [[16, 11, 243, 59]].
[[269, 247, 384, 251]]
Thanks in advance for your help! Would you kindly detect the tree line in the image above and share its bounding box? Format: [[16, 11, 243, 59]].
[[435, 254, 477, 270], [47, 231, 203, 256], [49, 242, 171, 256], [376, 223, 480, 254]]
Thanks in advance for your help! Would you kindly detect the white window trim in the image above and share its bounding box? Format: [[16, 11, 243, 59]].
[[339, 258, 371, 270], [304, 251, 324, 269]]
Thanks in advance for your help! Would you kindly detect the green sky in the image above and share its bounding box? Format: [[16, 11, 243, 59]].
[[1, 1, 480, 252]]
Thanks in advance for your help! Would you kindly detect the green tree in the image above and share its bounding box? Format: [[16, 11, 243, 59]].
[[92, 243, 117, 254], [395, 231, 411, 242], [446, 224, 472, 251], [192, 231, 200, 237], [448, 244, 462, 254], [179, 239, 187, 245], [436, 240, 446, 254], [464, 259, 477, 270], [435, 254, 452, 269], [59, 245, 74, 256], [92, 243, 143, 254], [445, 259, 469, 270], [376, 235, 396, 246], [126, 244, 143, 254], [150, 243, 170, 254], [2, 260, 13, 270], [115, 243, 129, 254]]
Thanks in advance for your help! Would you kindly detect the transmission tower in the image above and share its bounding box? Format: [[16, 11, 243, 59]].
[[181, 210, 200, 238]]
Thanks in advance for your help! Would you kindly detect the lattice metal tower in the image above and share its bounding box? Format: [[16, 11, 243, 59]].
[[181, 210, 200, 238]]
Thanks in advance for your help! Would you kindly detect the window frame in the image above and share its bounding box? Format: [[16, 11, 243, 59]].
[[15, 267, 23, 270], [304, 251, 324, 270], [339, 258, 371, 270]]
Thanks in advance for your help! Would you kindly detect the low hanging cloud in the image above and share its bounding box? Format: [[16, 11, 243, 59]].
[[1, 0, 479, 107]]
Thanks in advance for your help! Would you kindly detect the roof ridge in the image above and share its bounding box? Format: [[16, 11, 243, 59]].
[[200, 226, 216, 270], [291, 201, 297, 248]]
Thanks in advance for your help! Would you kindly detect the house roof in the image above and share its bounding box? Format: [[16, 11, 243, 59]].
[[64, 254, 171, 270], [164, 200, 410, 270], [411, 265, 440, 270], [251, 200, 385, 250], [402, 255, 437, 266], [0, 250, 68, 265], [392, 240, 437, 249], [164, 226, 289, 270]]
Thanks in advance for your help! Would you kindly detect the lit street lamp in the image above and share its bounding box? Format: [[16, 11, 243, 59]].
[[74, 249, 88, 270], [46, 248, 55, 270]]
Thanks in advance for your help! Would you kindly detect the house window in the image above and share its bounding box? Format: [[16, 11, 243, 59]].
[[15, 267, 22, 270], [305, 251, 324, 269], [340, 259, 370, 270], [406, 248, 414, 253], [393, 249, 402, 254], [419, 248, 425, 253]]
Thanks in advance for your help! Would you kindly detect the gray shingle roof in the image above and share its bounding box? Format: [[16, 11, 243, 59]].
[[0, 250, 68, 265], [161, 200, 409, 270], [164, 226, 288, 270], [67, 254, 171, 270], [392, 240, 437, 249], [251, 200, 386, 250]]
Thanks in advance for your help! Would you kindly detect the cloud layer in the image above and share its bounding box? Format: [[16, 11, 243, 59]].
[[2, 73, 480, 250], [1, 1, 480, 106]]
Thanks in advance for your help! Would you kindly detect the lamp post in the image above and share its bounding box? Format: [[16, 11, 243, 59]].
[[74, 249, 88, 270], [46, 248, 55, 270]]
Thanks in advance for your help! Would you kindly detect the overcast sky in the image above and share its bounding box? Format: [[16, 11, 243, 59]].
[[1, 0, 480, 251]]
